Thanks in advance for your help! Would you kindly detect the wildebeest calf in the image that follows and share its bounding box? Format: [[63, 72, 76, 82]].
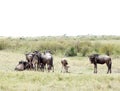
[[61, 58, 69, 73]]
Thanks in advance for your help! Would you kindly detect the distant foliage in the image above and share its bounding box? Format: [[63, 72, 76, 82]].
[[0, 36, 120, 56], [65, 47, 77, 57], [100, 44, 114, 55], [81, 46, 91, 56], [0, 39, 9, 50], [78, 41, 92, 56]]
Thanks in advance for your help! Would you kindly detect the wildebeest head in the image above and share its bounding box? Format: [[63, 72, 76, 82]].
[[25, 52, 35, 62], [27, 51, 41, 60], [88, 54, 99, 64], [34, 51, 41, 58], [61, 58, 68, 66]]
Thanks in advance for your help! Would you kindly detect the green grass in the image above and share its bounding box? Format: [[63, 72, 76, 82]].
[[0, 51, 120, 91], [0, 71, 120, 91]]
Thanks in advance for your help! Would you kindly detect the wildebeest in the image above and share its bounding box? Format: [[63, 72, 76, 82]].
[[41, 50, 54, 72], [61, 58, 69, 73], [32, 51, 41, 71], [15, 60, 30, 71], [25, 51, 41, 71], [88, 54, 112, 74], [25, 52, 34, 69], [25, 50, 54, 72]]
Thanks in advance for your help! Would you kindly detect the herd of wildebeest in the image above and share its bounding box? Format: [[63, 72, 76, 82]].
[[15, 50, 112, 74]]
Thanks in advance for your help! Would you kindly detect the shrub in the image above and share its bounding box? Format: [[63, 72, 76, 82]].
[[65, 47, 77, 57], [75, 41, 92, 56], [81, 46, 91, 56], [100, 44, 114, 55], [0, 40, 9, 50], [93, 42, 102, 53]]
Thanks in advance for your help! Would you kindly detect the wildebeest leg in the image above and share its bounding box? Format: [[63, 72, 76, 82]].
[[41, 64, 46, 72], [35, 64, 38, 71], [52, 65, 54, 72], [94, 64, 97, 73], [65, 66, 68, 73], [33, 63, 35, 70], [47, 65, 51, 72], [109, 63, 112, 73], [44, 64, 47, 71], [61, 65, 63, 73], [33, 63, 38, 71], [47, 65, 54, 72], [29, 62, 33, 70], [106, 62, 109, 74], [107, 64, 109, 74], [39, 63, 44, 72], [107, 62, 112, 74]]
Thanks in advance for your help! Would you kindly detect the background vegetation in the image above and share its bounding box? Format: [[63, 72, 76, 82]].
[[0, 35, 120, 56]]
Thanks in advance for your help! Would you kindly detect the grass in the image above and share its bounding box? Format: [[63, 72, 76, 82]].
[[0, 71, 120, 91], [0, 51, 120, 91]]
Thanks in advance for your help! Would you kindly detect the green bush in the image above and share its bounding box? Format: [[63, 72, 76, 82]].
[[75, 41, 92, 56], [65, 47, 77, 57]]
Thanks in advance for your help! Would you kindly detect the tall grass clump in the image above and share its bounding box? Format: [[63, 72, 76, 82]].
[[100, 44, 114, 55], [0, 39, 10, 50]]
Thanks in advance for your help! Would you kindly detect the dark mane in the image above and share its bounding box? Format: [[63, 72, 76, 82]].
[[93, 54, 99, 57], [89, 54, 99, 63]]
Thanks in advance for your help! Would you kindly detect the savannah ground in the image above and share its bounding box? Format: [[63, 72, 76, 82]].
[[0, 50, 120, 91]]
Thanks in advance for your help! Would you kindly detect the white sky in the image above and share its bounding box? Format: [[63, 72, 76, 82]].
[[0, 0, 120, 37]]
